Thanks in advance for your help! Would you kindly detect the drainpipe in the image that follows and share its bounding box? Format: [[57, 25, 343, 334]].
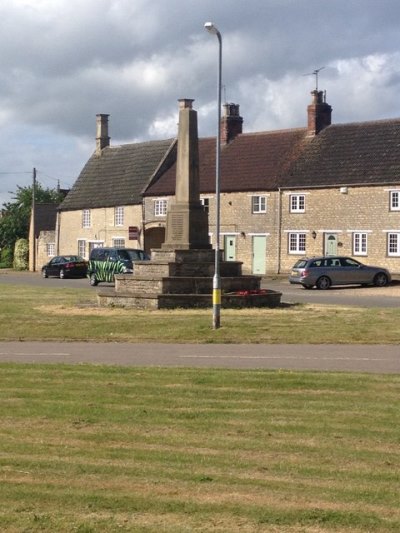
[[277, 187, 282, 274], [141, 198, 146, 252], [99, 207, 104, 246], [55, 211, 61, 255]]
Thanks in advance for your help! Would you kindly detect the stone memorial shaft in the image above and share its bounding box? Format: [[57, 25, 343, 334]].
[[162, 98, 210, 250]]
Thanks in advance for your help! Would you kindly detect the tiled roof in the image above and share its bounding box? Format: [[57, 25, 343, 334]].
[[33, 203, 57, 237], [145, 129, 308, 196], [284, 119, 400, 188], [60, 116, 400, 209], [59, 139, 175, 211]]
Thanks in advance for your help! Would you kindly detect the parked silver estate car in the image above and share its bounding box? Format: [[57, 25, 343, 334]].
[[289, 256, 391, 290]]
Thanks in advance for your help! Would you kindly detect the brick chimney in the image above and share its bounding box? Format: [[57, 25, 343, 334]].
[[96, 114, 110, 155], [220, 103, 243, 145], [307, 90, 332, 136]]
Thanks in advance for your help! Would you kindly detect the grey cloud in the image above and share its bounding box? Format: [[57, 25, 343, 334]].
[[1, 0, 400, 204]]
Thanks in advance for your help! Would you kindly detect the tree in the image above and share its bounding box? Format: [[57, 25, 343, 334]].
[[0, 183, 64, 252]]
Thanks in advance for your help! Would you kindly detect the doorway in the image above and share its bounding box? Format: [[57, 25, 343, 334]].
[[324, 233, 338, 256], [145, 227, 165, 254], [224, 235, 236, 261], [252, 235, 266, 274]]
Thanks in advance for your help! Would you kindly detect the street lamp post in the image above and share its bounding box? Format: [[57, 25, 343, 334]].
[[204, 21, 222, 329]]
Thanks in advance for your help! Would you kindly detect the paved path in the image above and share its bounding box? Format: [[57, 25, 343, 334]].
[[0, 342, 398, 373]]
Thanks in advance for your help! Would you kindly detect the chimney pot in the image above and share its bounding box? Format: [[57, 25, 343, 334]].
[[307, 91, 332, 136], [221, 102, 243, 145], [96, 114, 110, 154]]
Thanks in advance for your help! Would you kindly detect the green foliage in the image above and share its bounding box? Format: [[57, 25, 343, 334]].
[[0, 246, 13, 268], [13, 238, 29, 270], [0, 183, 63, 251]]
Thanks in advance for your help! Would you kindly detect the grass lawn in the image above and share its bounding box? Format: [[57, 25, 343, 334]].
[[0, 283, 399, 531], [0, 364, 399, 532], [0, 284, 399, 343]]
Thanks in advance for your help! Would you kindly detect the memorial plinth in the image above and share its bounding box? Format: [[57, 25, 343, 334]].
[[97, 248, 281, 309]]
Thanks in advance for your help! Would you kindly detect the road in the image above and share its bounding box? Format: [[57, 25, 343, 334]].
[[1, 270, 399, 308], [262, 277, 400, 308], [0, 341, 399, 373]]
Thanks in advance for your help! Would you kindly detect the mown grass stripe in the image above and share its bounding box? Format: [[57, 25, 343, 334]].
[[0, 364, 399, 531]]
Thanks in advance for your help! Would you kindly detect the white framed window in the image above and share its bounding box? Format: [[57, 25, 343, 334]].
[[353, 232, 367, 256], [252, 195, 266, 214], [82, 209, 91, 228], [46, 243, 55, 257], [288, 232, 306, 254], [388, 232, 400, 256], [77, 239, 86, 258], [290, 194, 305, 213], [201, 198, 210, 214], [112, 238, 125, 248], [154, 199, 167, 216], [114, 206, 124, 226], [390, 191, 400, 211]]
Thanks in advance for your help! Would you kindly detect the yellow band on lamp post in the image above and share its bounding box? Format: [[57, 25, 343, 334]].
[[213, 288, 221, 305]]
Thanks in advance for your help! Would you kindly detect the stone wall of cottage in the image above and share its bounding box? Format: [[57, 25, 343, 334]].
[[279, 185, 400, 274], [216, 191, 279, 275], [57, 205, 144, 259], [29, 208, 56, 271], [144, 185, 400, 276], [33, 230, 56, 270], [143, 192, 279, 275], [143, 196, 170, 254]]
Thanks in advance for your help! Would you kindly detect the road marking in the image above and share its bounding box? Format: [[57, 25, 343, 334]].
[[0, 352, 71, 356], [180, 355, 388, 361]]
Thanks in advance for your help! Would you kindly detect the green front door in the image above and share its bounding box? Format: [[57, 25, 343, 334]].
[[224, 235, 236, 261], [252, 235, 266, 274], [325, 234, 338, 256]]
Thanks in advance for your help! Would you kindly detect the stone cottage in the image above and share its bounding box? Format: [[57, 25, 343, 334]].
[[57, 114, 175, 259], [144, 93, 400, 274], [56, 92, 400, 275]]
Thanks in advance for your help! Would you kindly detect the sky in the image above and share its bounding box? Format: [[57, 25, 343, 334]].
[[1, 0, 400, 207]]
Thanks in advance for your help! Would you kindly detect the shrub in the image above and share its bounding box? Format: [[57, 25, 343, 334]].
[[0, 247, 13, 268], [13, 239, 29, 270]]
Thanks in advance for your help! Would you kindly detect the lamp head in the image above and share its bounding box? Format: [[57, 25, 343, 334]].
[[204, 21, 219, 35]]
